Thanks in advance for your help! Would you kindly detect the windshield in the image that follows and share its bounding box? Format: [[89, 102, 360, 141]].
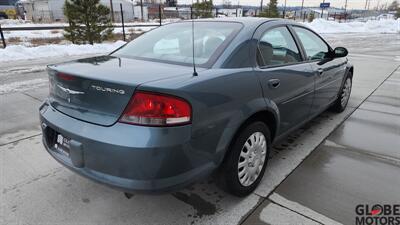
[[112, 22, 242, 67]]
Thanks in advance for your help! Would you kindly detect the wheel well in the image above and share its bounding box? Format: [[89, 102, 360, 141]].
[[348, 67, 354, 78], [236, 111, 277, 142], [219, 110, 278, 166]]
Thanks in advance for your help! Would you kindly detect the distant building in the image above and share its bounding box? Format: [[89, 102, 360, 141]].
[[0, 0, 18, 5], [16, 0, 149, 22]]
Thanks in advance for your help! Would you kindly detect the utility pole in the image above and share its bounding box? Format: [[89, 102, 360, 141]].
[[344, 0, 348, 22], [140, 0, 144, 21], [132, 0, 135, 19], [110, 0, 115, 22], [321, 0, 325, 18], [260, 0, 263, 14], [282, 0, 287, 18], [120, 3, 126, 41], [300, 0, 304, 16]]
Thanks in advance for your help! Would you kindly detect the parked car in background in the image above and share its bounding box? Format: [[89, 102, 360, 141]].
[[0, 11, 9, 19], [40, 18, 353, 196]]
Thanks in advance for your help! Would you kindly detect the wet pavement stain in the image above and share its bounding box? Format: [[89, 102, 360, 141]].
[[172, 192, 217, 218], [82, 198, 90, 203]]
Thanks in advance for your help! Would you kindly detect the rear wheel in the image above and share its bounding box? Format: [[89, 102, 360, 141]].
[[217, 121, 271, 197], [331, 75, 352, 113]]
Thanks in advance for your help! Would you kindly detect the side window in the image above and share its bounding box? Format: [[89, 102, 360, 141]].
[[293, 27, 329, 60], [257, 27, 302, 67]]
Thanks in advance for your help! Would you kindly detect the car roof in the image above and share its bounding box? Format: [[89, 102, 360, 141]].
[[184, 17, 307, 32]]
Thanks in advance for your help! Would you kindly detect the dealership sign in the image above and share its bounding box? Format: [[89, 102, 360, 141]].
[[320, 2, 330, 8]]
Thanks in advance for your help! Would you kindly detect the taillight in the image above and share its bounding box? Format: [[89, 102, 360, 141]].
[[119, 91, 191, 126], [58, 72, 75, 81]]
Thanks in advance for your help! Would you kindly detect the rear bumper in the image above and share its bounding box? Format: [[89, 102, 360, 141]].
[[39, 101, 216, 193]]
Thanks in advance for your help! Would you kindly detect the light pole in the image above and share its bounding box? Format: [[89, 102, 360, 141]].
[[282, 0, 287, 18], [260, 0, 263, 14], [321, 0, 325, 18], [110, 0, 115, 22], [344, 0, 348, 22], [140, 0, 144, 21]]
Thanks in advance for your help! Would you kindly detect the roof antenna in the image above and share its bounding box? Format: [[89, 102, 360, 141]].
[[191, 0, 198, 76]]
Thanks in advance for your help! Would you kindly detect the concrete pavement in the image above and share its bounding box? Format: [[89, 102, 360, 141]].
[[1, 33, 399, 225], [243, 67, 400, 225]]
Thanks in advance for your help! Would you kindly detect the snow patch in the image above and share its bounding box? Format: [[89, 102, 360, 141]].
[[0, 19, 29, 26], [0, 78, 48, 94], [306, 18, 400, 34], [0, 41, 126, 62], [0, 66, 46, 75]]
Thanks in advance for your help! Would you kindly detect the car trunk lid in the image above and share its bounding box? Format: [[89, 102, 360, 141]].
[[48, 56, 197, 126]]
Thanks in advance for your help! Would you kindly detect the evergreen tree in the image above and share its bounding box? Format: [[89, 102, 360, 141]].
[[64, 0, 113, 45], [388, 0, 398, 11], [259, 0, 279, 18], [193, 0, 213, 18]]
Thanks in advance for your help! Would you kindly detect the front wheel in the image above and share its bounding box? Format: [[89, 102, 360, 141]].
[[217, 121, 271, 197], [331, 75, 352, 113]]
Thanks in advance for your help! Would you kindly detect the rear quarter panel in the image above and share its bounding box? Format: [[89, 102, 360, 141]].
[[138, 68, 270, 165]]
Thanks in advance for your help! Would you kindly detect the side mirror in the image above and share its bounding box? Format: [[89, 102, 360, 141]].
[[333, 47, 348, 58]]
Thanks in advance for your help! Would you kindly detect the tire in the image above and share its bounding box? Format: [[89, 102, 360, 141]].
[[330, 74, 352, 113], [217, 121, 271, 197]]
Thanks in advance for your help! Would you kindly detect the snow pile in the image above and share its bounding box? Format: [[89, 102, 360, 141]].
[[0, 19, 29, 26], [4, 30, 64, 40], [306, 18, 400, 34], [0, 41, 126, 62]]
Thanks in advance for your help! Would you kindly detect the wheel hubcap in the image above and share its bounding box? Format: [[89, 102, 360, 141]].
[[238, 132, 267, 187], [341, 78, 352, 108]]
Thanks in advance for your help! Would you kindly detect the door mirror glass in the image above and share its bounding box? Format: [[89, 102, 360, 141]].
[[334, 47, 348, 58]]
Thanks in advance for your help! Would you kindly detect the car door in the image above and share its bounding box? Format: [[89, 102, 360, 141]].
[[292, 26, 347, 115], [254, 24, 315, 135]]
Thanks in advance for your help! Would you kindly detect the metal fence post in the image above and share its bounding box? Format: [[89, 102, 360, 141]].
[[110, 0, 115, 22], [190, 6, 193, 19], [120, 3, 126, 41], [159, 4, 162, 26], [0, 24, 6, 49]]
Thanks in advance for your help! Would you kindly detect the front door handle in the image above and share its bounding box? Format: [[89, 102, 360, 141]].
[[317, 68, 324, 76], [268, 79, 280, 88]]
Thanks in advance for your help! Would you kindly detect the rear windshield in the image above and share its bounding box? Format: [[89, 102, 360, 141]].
[[112, 22, 242, 67]]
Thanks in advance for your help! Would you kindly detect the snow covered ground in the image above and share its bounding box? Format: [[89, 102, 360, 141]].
[[0, 18, 398, 63], [306, 18, 400, 34], [0, 41, 126, 62], [0, 19, 159, 41], [2, 18, 398, 41]]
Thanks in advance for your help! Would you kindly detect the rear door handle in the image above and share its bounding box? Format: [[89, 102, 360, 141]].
[[268, 79, 280, 88]]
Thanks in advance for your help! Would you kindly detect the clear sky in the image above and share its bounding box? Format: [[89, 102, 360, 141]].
[[178, 0, 394, 10]]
